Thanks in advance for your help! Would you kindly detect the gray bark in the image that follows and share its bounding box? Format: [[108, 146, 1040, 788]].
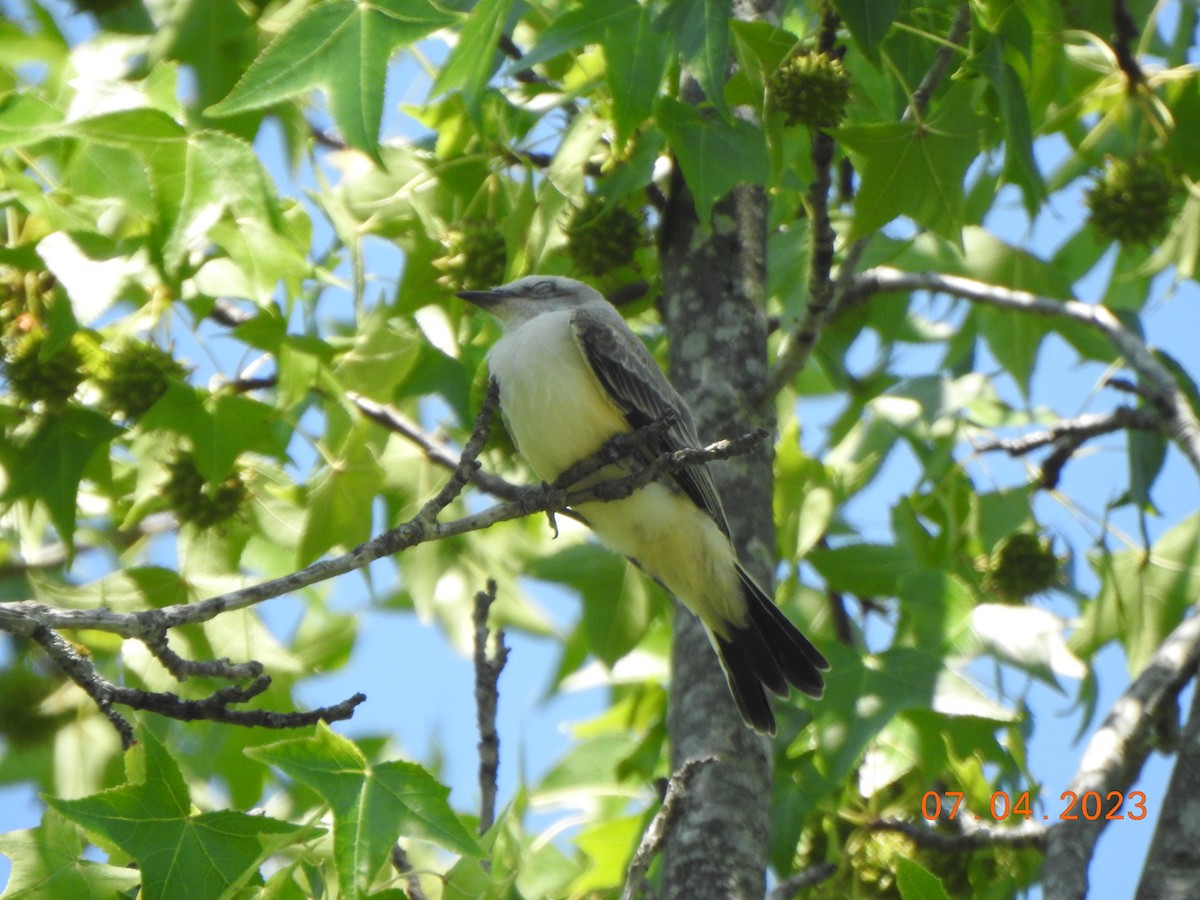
[[1135, 684, 1200, 899], [659, 171, 776, 899]]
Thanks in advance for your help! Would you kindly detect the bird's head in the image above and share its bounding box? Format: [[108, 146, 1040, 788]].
[[457, 276, 603, 327]]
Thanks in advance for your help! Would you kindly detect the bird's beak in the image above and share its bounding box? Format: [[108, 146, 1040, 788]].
[[456, 289, 505, 309]]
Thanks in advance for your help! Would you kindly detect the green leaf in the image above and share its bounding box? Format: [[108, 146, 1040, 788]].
[[1073, 513, 1200, 671], [159, 0, 259, 131], [30, 565, 189, 612], [831, 0, 900, 63], [807, 645, 940, 786], [0, 92, 64, 148], [429, 0, 512, 124], [0, 407, 122, 552], [210, 0, 456, 156], [972, 303, 1048, 396], [656, 0, 732, 120], [603, 2, 670, 152], [47, 731, 302, 900], [333, 312, 423, 402], [655, 97, 769, 224], [140, 384, 287, 481], [969, 603, 1084, 687], [977, 37, 1045, 216], [518, 0, 633, 69], [896, 856, 951, 900], [249, 724, 482, 900], [807, 542, 917, 597], [1127, 426, 1167, 513], [0, 808, 141, 899], [840, 85, 985, 244], [59, 113, 287, 275], [298, 425, 385, 565], [528, 543, 653, 667]]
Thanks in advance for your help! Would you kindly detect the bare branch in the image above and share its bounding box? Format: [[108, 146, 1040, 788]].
[[904, 4, 972, 122], [622, 756, 719, 900], [760, 6, 972, 404], [758, 11, 841, 408], [871, 816, 1048, 851], [473, 579, 507, 837], [975, 408, 1162, 457], [848, 266, 1200, 479], [1, 383, 768, 741], [1044, 609, 1200, 899], [1110, 0, 1145, 89], [767, 862, 838, 899], [390, 845, 428, 900], [974, 406, 1164, 488], [348, 391, 527, 503]]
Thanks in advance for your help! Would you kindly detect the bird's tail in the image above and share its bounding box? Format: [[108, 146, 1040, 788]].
[[708, 564, 829, 735]]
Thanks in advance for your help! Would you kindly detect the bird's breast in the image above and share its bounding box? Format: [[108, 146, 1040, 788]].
[[488, 311, 630, 480]]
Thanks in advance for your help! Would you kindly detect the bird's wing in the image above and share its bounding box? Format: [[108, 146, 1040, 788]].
[[570, 305, 731, 536]]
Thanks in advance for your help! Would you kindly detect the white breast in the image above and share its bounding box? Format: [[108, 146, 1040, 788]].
[[488, 310, 630, 480]]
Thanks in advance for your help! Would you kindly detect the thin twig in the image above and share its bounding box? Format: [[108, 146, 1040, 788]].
[[473, 579, 507, 837], [760, 6, 971, 404], [1110, 0, 1144, 89], [349, 390, 526, 502], [904, 4, 972, 122], [974, 406, 1164, 488], [390, 844, 428, 900], [621, 756, 719, 900], [768, 862, 839, 899]]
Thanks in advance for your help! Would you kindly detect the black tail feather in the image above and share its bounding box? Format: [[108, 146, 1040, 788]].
[[712, 565, 829, 734]]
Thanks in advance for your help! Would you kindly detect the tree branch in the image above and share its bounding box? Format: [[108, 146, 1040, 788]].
[[974, 406, 1164, 489], [1, 379, 768, 744], [1110, 0, 1145, 89], [849, 266, 1200, 479], [904, 4, 972, 122], [473, 579, 507, 837], [348, 391, 527, 503], [621, 756, 719, 900], [871, 816, 1048, 852], [1044, 609, 1200, 899], [767, 862, 839, 900], [759, 6, 971, 404]]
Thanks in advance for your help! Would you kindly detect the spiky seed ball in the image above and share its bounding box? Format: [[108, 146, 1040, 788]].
[[769, 51, 851, 128], [1086, 156, 1179, 245], [2, 331, 85, 406], [434, 221, 508, 292], [988, 532, 1060, 600], [564, 197, 645, 276], [103, 341, 187, 421], [162, 454, 247, 529]]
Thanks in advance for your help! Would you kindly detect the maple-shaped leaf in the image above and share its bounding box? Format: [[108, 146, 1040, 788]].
[[209, 0, 456, 157], [249, 723, 481, 899], [140, 383, 289, 482], [839, 85, 985, 245], [46, 731, 304, 900], [0, 808, 141, 899], [0, 407, 122, 554]]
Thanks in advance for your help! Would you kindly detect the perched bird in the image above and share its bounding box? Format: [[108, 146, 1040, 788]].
[[459, 275, 827, 733]]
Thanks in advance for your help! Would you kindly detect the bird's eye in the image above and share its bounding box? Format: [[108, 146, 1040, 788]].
[[533, 280, 556, 297]]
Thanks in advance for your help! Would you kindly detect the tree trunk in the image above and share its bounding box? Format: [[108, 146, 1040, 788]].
[[1135, 684, 1200, 899], [658, 170, 776, 898]]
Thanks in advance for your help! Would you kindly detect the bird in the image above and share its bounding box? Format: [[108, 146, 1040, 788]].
[[458, 275, 828, 734]]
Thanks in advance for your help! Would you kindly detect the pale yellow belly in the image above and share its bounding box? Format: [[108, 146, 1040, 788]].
[[488, 311, 745, 632]]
